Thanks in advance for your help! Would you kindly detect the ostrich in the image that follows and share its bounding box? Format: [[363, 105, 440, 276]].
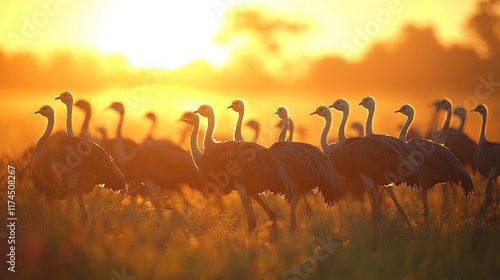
[[433, 99, 477, 171], [245, 119, 260, 142], [311, 105, 420, 249], [143, 111, 162, 141], [396, 104, 474, 228], [358, 96, 421, 225], [97, 126, 108, 142], [32, 105, 126, 220], [471, 104, 500, 216], [453, 106, 467, 132], [106, 102, 208, 198], [270, 106, 341, 233], [275, 119, 294, 142], [349, 122, 364, 137], [194, 104, 293, 240], [73, 99, 96, 141], [227, 99, 324, 233], [55, 91, 75, 137], [327, 99, 376, 204]]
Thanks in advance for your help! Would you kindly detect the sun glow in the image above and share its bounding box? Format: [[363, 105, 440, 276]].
[[96, 0, 229, 69]]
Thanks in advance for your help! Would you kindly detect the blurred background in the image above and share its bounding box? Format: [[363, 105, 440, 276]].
[[1, 0, 499, 153]]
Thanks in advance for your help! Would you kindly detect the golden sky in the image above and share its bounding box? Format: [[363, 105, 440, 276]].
[[2, 0, 497, 154], [0, 0, 476, 68]]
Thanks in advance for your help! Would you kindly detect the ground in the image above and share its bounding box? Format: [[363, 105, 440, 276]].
[[0, 152, 499, 280]]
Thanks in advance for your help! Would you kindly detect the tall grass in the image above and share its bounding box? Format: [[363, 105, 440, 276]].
[[1, 152, 499, 280]]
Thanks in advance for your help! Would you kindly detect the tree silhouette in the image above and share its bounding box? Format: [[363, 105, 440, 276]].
[[466, 1, 500, 58]]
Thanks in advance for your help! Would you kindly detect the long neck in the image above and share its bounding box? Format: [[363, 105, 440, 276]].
[[399, 112, 414, 142], [442, 107, 451, 131], [287, 119, 294, 142], [338, 107, 349, 141], [114, 113, 129, 163], [320, 113, 332, 153], [365, 105, 375, 135], [278, 117, 288, 142], [189, 120, 203, 167], [34, 115, 54, 159], [234, 110, 244, 141], [65, 101, 74, 137], [478, 111, 488, 146], [252, 127, 260, 142], [146, 120, 156, 140], [457, 115, 465, 132], [80, 107, 91, 136], [203, 113, 216, 149]]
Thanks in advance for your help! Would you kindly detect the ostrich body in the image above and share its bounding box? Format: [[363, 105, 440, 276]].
[[195, 104, 293, 239], [434, 99, 477, 171], [311, 105, 420, 249], [228, 100, 338, 233], [359, 96, 420, 166], [358, 97, 422, 226], [472, 104, 500, 215], [396, 104, 474, 227], [106, 102, 207, 197], [270, 107, 340, 233], [32, 105, 126, 219]]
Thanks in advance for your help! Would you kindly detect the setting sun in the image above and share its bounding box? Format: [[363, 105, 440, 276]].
[[96, 0, 230, 68]]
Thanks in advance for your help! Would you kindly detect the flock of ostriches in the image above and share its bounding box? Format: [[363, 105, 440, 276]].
[[32, 91, 499, 246]]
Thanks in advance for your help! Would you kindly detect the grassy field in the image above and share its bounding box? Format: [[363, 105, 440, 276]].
[[1, 151, 499, 280]]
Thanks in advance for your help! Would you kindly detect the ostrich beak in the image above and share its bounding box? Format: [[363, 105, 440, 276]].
[[395, 109, 402, 113], [227, 105, 233, 109], [328, 104, 335, 108], [35, 110, 40, 114], [193, 110, 199, 114], [358, 101, 363, 106], [433, 100, 442, 106], [310, 111, 318, 116], [55, 97, 60, 100]]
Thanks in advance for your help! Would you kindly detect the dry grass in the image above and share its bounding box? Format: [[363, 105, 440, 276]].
[[1, 151, 499, 280]]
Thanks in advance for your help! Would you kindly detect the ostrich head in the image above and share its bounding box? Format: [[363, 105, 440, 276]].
[[434, 98, 452, 111], [74, 99, 91, 111], [108, 102, 125, 115], [472, 104, 487, 115], [359, 96, 375, 109], [453, 106, 466, 120], [310, 105, 330, 118], [228, 99, 245, 113], [329, 98, 349, 112], [275, 106, 289, 120], [179, 112, 199, 125], [55, 91, 73, 105], [245, 119, 260, 131], [144, 112, 157, 122], [395, 104, 414, 116], [194, 104, 214, 118], [35, 105, 54, 118], [97, 126, 107, 136]]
